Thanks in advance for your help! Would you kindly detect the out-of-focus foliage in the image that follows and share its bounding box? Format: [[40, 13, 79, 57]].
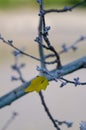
[[0, 0, 37, 9], [44, 0, 71, 7], [0, 0, 85, 9], [44, 0, 86, 8], [67, 0, 86, 6]]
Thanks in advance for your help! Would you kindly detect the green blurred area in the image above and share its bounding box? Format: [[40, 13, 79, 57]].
[[0, 0, 35, 9], [0, 0, 86, 9]]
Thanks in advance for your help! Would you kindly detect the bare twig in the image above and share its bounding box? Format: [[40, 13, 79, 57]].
[[44, 0, 86, 15], [1, 112, 18, 130], [59, 36, 86, 54], [39, 91, 60, 130], [0, 35, 53, 65], [11, 50, 26, 83]]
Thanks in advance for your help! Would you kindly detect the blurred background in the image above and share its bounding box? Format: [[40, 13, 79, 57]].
[[0, 0, 86, 130], [0, 0, 86, 9]]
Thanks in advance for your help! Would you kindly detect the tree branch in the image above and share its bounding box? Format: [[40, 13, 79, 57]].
[[44, 0, 86, 15], [38, 0, 46, 69], [48, 56, 86, 81], [39, 91, 60, 130], [0, 56, 86, 109]]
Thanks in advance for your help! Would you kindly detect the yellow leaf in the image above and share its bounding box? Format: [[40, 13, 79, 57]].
[[25, 76, 49, 93]]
